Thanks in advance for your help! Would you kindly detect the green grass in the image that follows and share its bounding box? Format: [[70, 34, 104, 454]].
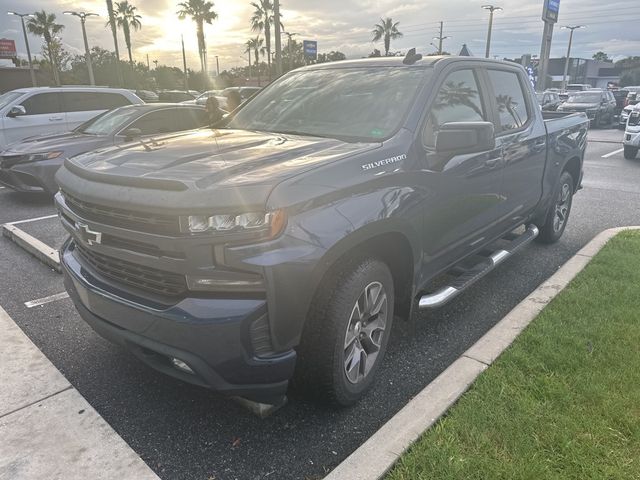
[[387, 231, 640, 480]]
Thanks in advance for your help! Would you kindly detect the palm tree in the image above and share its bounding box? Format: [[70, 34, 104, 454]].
[[27, 10, 64, 85], [250, 0, 276, 80], [371, 17, 403, 56], [246, 36, 265, 85], [177, 0, 218, 73], [113, 1, 142, 63]]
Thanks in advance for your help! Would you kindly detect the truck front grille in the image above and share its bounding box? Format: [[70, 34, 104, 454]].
[[73, 241, 187, 297], [62, 190, 180, 235]]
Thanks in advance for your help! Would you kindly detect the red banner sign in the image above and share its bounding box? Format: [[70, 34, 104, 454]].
[[0, 39, 17, 59]]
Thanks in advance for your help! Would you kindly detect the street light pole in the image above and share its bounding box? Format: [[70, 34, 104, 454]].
[[181, 34, 188, 91], [8, 12, 36, 87], [64, 11, 98, 86], [215, 55, 220, 76], [482, 5, 502, 59], [561, 25, 585, 91], [273, 0, 282, 77]]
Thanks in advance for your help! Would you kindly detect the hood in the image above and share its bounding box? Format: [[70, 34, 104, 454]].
[[3, 131, 110, 156], [65, 128, 380, 191]]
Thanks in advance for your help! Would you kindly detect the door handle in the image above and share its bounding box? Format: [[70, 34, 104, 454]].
[[48, 116, 64, 121], [484, 158, 501, 169]]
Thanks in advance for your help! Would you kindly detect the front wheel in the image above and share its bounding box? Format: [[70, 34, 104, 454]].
[[624, 146, 638, 160], [536, 171, 574, 244], [294, 257, 394, 406]]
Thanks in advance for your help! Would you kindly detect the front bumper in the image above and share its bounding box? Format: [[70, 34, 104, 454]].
[[0, 159, 62, 194], [61, 240, 296, 403]]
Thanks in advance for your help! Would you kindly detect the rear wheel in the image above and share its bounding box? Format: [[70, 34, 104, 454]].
[[536, 171, 574, 244], [294, 257, 394, 406], [624, 146, 638, 160]]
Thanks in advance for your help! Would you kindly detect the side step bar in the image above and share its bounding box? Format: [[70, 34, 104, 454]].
[[418, 225, 539, 309]]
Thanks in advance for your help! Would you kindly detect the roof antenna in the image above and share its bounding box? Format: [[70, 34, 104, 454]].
[[403, 48, 423, 65]]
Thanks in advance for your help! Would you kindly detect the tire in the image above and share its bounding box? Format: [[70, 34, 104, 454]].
[[624, 146, 638, 160], [294, 257, 394, 406], [536, 171, 574, 244]]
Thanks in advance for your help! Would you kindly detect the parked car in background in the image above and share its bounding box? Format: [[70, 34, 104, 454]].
[[0, 104, 207, 194], [623, 105, 640, 159], [132, 90, 160, 103], [0, 87, 142, 149], [55, 56, 588, 407], [158, 90, 197, 103], [182, 90, 224, 106], [612, 89, 629, 117], [537, 91, 562, 111], [623, 86, 640, 107], [557, 90, 616, 127], [216, 87, 262, 109]]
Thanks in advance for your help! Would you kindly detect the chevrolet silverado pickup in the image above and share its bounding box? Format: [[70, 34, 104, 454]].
[[55, 56, 589, 408]]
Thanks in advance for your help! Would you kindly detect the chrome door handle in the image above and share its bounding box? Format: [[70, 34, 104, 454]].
[[49, 116, 64, 121], [484, 158, 501, 168]]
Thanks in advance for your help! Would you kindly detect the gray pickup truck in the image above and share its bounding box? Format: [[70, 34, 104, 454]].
[[55, 55, 589, 408]]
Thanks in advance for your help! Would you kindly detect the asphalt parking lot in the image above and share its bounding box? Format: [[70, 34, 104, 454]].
[[1, 128, 639, 480]]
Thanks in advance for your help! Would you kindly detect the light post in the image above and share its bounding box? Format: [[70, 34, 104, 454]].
[[561, 25, 586, 91], [181, 34, 188, 91], [215, 55, 220, 76], [273, 0, 282, 77], [63, 11, 99, 86], [481, 5, 502, 59], [7, 12, 36, 87]]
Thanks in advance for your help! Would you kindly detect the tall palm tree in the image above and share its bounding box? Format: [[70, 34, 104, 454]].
[[27, 10, 64, 85], [177, 0, 218, 73], [371, 17, 403, 56], [245, 36, 265, 85], [113, 1, 142, 63], [250, 0, 276, 80]]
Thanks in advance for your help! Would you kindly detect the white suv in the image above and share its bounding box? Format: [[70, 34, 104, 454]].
[[0, 87, 143, 149], [623, 104, 640, 159]]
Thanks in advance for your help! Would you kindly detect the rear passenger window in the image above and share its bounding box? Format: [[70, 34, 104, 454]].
[[423, 69, 486, 147], [487, 70, 530, 132], [20, 93, 62, 115], [62, 92, 131, 112]]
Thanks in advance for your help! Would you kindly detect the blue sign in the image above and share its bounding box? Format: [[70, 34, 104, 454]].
[[543, 0, 560, 23], [303, 40, 317, 59]]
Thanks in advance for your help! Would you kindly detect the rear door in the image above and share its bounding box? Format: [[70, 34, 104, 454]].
[[61, 91, 132, 130], [3, 92, 65, 145], [484, 67, 546, 224]]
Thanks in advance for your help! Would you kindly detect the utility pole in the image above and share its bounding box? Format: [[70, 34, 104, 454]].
[[433, 21, 449, 55], [7, 12, 36, 87], [561, 25, 585, 91], [181, 34, 188, 91], [482, 5, 502, 58], [64, 11, 99, 86], [273, 0, 282, 77]]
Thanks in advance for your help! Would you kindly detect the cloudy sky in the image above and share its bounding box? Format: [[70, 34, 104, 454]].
[[1, 0, 639, 71]]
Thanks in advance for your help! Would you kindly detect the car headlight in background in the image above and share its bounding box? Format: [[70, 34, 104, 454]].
[[26, 151, 64, 163], [180, 209, 287, 238]]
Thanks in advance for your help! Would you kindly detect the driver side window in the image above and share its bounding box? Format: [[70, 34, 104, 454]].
[[423, 69, 486, 148]]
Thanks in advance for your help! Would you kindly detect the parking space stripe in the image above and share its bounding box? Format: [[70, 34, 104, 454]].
[[6, 214, 58, 226], [602, 147, 624, 158], [24, 292, 70, 309]]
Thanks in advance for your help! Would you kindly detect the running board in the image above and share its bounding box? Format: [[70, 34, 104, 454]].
[[418, 225, 539, 309]]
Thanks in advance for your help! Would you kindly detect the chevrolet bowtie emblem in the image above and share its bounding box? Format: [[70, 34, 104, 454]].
[[76, 222, 102, 246]]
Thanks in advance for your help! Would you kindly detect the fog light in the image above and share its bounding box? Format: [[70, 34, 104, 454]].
[[171, 357, 194, 374]]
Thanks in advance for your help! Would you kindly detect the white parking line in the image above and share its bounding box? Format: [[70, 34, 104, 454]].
[[24, 292, 70, 309], [5, 214, 58, 226], [602, 147, 624, 158]]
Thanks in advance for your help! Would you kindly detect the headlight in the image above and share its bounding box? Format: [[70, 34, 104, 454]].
[[180, 209, 287, 238], [26, 151, 64, 162]]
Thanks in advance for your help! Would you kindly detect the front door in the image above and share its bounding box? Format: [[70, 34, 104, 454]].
[[3, 92, 66, 146]]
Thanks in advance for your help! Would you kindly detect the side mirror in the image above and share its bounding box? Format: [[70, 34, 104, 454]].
[[436, 122, 495, 155], [7, 105, 26, 118], [123, 128, 142, 141]]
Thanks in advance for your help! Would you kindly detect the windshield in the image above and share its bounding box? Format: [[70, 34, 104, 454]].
[[0, 91, 25, 111], [76, 107, 141, 135], [567, 93, 601, 103], [227, 67, 429, 142]]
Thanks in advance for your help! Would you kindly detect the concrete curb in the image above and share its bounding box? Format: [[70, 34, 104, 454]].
[[0, 304, 160, 480], [2, 223, 61, 273], [325, 226, 640, 480]]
